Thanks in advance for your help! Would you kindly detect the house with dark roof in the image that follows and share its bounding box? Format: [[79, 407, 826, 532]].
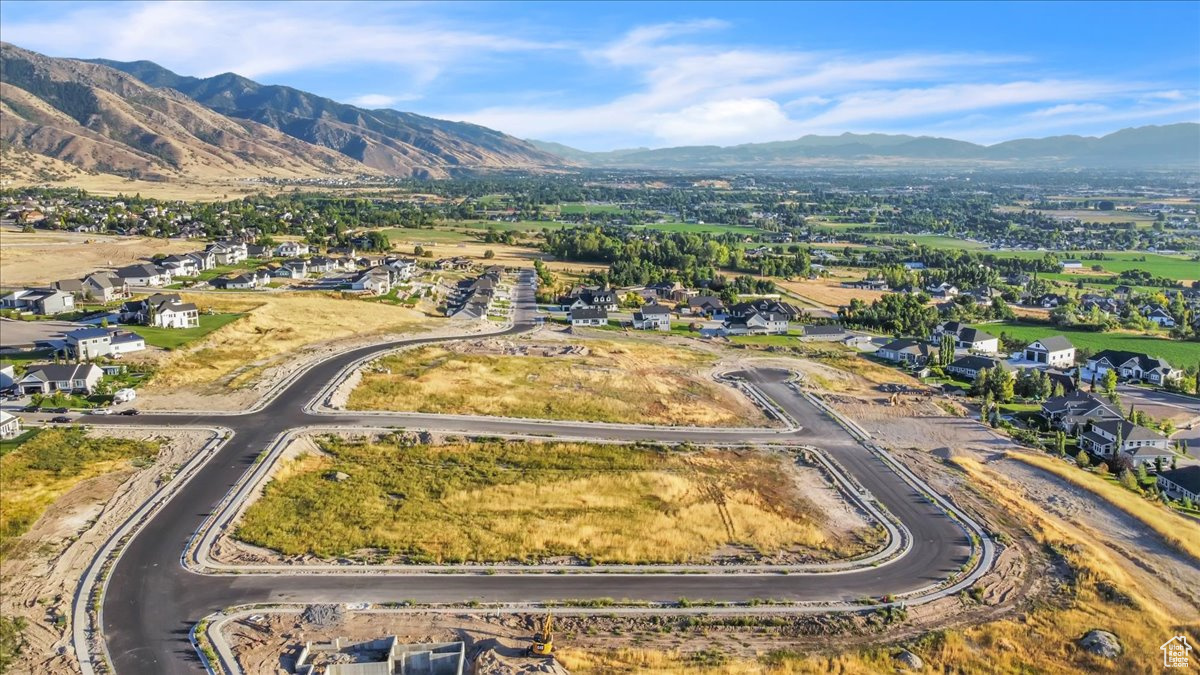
[[945, 355, 1011, 381], [1157, 466, 1200, 501], [120, 293, 199, 329], [1140, 304, 1176, 328], [877, 339, 932, 365], [1022, 336, 1075, 368], [1079, 418, 1171, 465], [54, 272, 127, 303], [932, 321, 999, 353], [563, 288, 618, 312], [1086, 350, 1180, 385], [569, 306, 608, 327], [1040, 391, 1121, 433], [17, 364, 103, 395], [801, 324, 849, 341], [632, 302, 671, 331], [686, 295, 725, 317], [64, 327, 145, 359], [113, 263, 171, 287]]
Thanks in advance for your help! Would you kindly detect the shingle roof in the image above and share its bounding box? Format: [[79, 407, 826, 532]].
[[1159, 465, 1200, 494], [1029, 335, 1074, 352], [570, 307, 608, 320]]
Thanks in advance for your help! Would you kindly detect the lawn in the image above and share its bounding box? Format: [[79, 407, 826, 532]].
[[971, 321, 1197, 363], [235, 437, 869, 564], [638, 222, 765, 236], [134, 313, 243, 350], [348, 340, 765, 427], [0, 428, 158, 557]]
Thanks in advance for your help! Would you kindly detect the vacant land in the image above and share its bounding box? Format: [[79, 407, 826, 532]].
[[236, 437, 870, 563], [0, 428, 158, 558], [970, 321, 1195, 362], [142, 292, 423, 397], [0, 227, 197, 284], [777, 278, 890, 309], [134, 312, 242, 349], [347, 339, 764, 426]]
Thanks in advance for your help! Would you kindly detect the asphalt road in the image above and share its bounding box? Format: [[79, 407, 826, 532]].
[[92, 271, 972, 674]]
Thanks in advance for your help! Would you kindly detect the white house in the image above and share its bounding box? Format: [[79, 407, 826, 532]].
[[0, 411, 19, 439], [17, 363, 103, 395], [114, 263, 172, 287], [1086, 350, 1180, 385], [207, 240, 248, 265], [64, 327, 146, 359], [1157, 466, 1200, 501], [160, 254, 200, 277], [569, 307, 608, 327], [274, 241, 310, 257], [1141, 305, 1177, 328], [349, 267, 392, 295], [1022, 336, 1075, 368], [1078, 418, 1171, 465], [877, 339, 932, 365], [632, 303, 671, 331], [933, 322, 999, 353], [382, 257, 417, 281], [121, 293, 200, 329]]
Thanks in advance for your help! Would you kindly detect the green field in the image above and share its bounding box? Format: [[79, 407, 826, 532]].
[[380, 227, 476, 243], [862, 234, 990, 250], [559, 203, 628, 215], [988, 251, 1198, 281], [134, 313, 242, 350], [640, 222, 765, 236], [971, 321, 1198, 364]]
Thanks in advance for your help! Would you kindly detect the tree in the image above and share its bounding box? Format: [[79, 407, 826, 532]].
[[1102, 369, 1119, 405], [1119, 469, 1139, 491], [414, 245, 425, 257], [939, 334, 955, 366], [1052, 381, 1065, 399], [483, 249, 495, 260], [1076, 449, 1090, 468], [990, 367, 1015, 403], [1056, 431, 1067, 457]]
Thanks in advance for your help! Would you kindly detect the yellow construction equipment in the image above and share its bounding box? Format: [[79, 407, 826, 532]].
[[527, 612, 554, 657]]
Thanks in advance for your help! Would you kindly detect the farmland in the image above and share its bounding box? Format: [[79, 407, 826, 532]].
[[235, 437, 872, 564], [970, 321, 1198, 363], [347, 339, 765, 426]]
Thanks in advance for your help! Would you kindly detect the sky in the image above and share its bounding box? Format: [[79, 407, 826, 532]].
[[2, 1, 1198, 150]]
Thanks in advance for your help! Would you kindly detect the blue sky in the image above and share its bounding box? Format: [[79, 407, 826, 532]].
[[2, 1, 1197, 150]]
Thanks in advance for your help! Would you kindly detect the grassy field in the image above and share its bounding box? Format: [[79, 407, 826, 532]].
[[0, 428, 158, 557], [143, 292, 423, 391], [0, 227, 197, 285], [861, 233, 990, 250], [639, 222, 766, 236], [1011, 453, 1200, 560], [969, 321, 1196, 363], [348, 340, 762, 426], [559, 203, 627, 215], [990, 251, 1198, 281], [134, 313, 242, 350], [235, 437, 860, 563]]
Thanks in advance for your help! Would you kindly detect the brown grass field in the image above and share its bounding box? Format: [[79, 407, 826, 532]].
[[347, 340, 765, 426], [235, 437, 870, 564], [144, 292, 423, 391], [0, 227, 198, 284]]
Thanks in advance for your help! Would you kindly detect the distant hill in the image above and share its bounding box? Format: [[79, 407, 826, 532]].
[[533, 125, 1200, 169], [89, 57, 563, 178], [0, 42, 366, 181]]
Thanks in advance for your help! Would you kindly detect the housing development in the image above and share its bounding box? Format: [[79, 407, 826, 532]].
[[0, 6, 1198, 675]]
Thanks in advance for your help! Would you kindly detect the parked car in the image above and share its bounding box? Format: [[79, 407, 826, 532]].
[[50, 416, 72, 424], [50, 407, 69, 413], [21, 404, 39, 412], [118, 409, 141, 416], [91, 408, 112, 415]]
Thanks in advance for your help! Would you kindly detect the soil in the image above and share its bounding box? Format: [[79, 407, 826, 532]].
[[0, 428, 214, 675]]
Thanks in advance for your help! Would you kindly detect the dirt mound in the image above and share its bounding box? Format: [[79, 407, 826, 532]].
[[932, 447, 960, 461], [300, 604, 344, 628], [474, 648, 570, 675]]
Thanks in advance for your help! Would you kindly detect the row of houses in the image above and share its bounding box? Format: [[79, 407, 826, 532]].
[[448, 267, 506, 320], [565, 290, 801, 336], [1040, 391, 1175, 468]]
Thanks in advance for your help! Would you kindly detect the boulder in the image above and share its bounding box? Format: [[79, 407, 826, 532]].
[[893, 649, 924, 670], [1078, 629, 1122, 659]]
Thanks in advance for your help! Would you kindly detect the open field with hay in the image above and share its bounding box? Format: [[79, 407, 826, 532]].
[[0, 428, 158, 558], [143, 292, 424, 393], [0, 227, 198, 285], [347, 339, 765, 426], [235, 437, 874, 564]]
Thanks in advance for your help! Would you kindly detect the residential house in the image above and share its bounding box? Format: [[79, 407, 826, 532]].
[[1040, 392, 1121, 433], [1061, 260, 1083, 270], [646, 281, 692, 302], [160, 254, 200, 277], [1140, 304, 1176, 328], [17, 363, 103, 395], [186, 250, 216, 271], [1078, 418, 1171, 466], [307, 256, 337, 274], [902, 261, 926, 270], [0, 365, 13, 390], [632, 302, 671, 331], [1, 288, 76, 315], [1157, 466, 1200, 501], [274, 241, 310, 257], [926, 281, 959, 298], [724, 311, 789, 335], [933, 321, 999, 353], [0, 411, 19, 439], [569, 306, 608, 327], [946, 355, 1011, 381], [121, 293, 199, 329], [877, 339, 932, 366], [686, 295, 726, 317], [563, 288, 618, 312], [842, 279, 889, 291], [348, 267, 391, 295], [436, 257, 473, 271], [282, 258, 309, 278], [245, 243, 269, 258], [114, 263, 171, 287], [1022, 336, 1076, 368], [1037, 293, 1068, 309], [64, 327, 145, 359], [206, 240, 248, 265], [382, 257, 417, 281], [801, 324, 849, 341], [212, 272, 266, 290], [728, 299, 801, 321], [1086, 350, 1180, 385], [54, 273, 127, 303]]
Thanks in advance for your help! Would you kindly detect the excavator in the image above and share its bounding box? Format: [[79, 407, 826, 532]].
[[527, 612, 554, 657]]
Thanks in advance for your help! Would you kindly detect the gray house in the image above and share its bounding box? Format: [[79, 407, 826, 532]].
[[1, 288, 76, 315], [18, 363, 103, 395]]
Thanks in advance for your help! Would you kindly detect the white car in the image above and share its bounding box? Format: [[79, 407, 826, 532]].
[[91, 408, 112, 415]]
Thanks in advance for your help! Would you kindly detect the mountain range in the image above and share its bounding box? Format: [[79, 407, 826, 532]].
[[529, 124, 1200, 169], [1, 41, 1196, 183]]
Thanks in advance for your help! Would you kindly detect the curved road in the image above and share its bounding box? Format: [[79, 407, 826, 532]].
[[93, 270, 973, 674]]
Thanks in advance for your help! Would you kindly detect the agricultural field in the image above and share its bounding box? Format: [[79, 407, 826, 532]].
[[860, 233, 991, 250], [970, 321, 1198, 363], [347, 339, 764, 426], [990, 251, 1199, 282], [638, 221, 765, 236], [0, 428, 158, 558], [235, 437, 872, 563]]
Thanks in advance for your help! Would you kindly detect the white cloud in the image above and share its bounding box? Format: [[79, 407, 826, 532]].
[[346, 93, 420, 108], [1028, 103, 1108, 118], [649, 98, 792, 146]]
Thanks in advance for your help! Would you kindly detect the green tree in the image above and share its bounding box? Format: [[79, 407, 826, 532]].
[[483, 249, 496, 260], [1119, 469, 1139, 491], [1076, 449, 1090, 468], [990, 367, 1015, 403]]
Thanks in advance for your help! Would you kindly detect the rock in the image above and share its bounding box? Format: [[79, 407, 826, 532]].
[[894, 649, 923, 670], [1078, 630, 1122, 659]]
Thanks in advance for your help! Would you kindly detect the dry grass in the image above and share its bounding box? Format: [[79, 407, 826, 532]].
[[558, 454, 1196, 673], [776, 278, 890, 309], [235, 438, 863, 564], [348, 340, 764, 426], [1010, 452, 1200, 561], [143, 292, 422, 391], [0, 227, 197, 284]]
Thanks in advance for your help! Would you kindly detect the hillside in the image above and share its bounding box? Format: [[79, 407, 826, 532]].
[[530, 124, 1200, 169], [90, 58, 565, 178], [0, 42, 367, 181]]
